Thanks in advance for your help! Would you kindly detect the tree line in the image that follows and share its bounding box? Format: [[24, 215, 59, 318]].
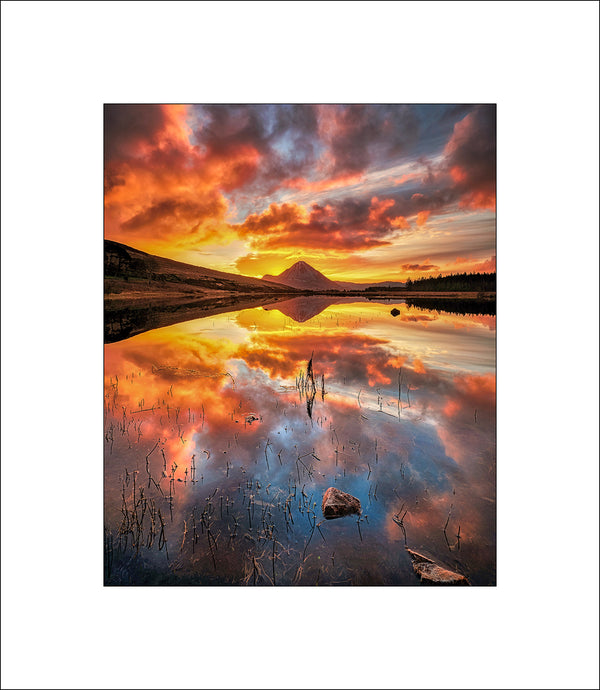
[[404, 272, 495, 292]]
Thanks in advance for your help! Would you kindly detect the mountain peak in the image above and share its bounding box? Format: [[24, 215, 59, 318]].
[[261, 259, 406, 292], [262, 260, 336, 290], [282, 261, 324, 276]]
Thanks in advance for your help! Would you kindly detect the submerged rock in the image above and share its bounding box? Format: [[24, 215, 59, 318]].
[[321, 487, 361, 519], [390, 308, 400, 317], [406, 548, 469, 585]]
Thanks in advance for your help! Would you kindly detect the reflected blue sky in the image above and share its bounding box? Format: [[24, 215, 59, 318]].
[[105, 300, 495, 585]]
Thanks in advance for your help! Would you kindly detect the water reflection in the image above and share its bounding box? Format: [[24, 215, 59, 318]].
[[404, 297, 496, 317], [104, 299, 495, 585]]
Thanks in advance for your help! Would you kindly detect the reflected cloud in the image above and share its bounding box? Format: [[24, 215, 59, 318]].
[[104, 300, 495, 585]]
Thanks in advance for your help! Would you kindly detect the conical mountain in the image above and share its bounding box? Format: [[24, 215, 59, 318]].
[[262, 261, 338, 291]]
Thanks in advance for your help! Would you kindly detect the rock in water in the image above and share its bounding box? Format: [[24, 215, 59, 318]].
[[406, 548, 469, 585], [321, 487, 361, 519], [390, 308, 400, 317]]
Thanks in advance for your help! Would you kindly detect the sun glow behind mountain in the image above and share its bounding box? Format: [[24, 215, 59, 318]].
[[262, 261, 339, 290]]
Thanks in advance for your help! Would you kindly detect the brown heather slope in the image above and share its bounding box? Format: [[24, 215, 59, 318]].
[[104, 239, 298, 299]]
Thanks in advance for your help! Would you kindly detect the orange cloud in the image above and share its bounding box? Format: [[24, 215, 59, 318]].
[[401, 313, 437, 323], [416, 211, 430, 227], [233, 199, 395, 253], [393, 172, 420, 186], [458, 190, 496, 211], [366, 362, 392, 387], [412, 358, 427, 374], [401, 261, 439, 273], [237, 202, 308, 237], [472, 256, 496, 272], [390, 215, 411, 230], [231, 328, 409, 390], [449, 166, 468, 183], [104, 105, 263, 257], [443, 399, 462, 417], [451, 255, 496, 273], [368, 196, 396, 224], [454, 372, 496, 398]]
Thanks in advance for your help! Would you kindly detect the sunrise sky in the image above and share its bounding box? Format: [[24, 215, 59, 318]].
[[104, 104, 496, 282]]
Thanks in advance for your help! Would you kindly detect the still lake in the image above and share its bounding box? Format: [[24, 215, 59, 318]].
[[104, 297, 496, 585]]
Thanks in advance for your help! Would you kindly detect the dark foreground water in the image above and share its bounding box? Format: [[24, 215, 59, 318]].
[[104, 298, 496, 585]]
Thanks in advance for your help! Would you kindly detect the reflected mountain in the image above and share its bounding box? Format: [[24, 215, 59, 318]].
[[106, 294, 372, 342], [105, 292, 496, 344], [262, 295, 369, 322]]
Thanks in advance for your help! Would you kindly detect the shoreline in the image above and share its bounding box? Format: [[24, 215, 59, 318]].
[[105, 288, 496, 303], [105, 290, 496, 343]]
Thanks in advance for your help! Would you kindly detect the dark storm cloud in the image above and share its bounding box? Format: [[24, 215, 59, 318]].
[[270, 104, 320, 148], [195, 105, 318, 159], [334, 196, 372, 227], [443, 104, 496, 209], [192, 104, 431, 196], [325, 104, 421, 175], [192, 105, 322, 196], [197, 105, 272, 155], [446, 105, 496, 179], [104, 104, 166, 160], [122, 196, 227, 235]]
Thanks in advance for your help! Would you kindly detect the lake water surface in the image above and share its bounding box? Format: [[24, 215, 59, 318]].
[[104, 298, 496, 585]]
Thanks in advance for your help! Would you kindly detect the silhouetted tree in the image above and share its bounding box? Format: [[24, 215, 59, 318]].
[[404, 272, 495, 292]]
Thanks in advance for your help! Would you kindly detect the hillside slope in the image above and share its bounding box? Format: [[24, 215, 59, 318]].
[[105, 240, 297, 298]]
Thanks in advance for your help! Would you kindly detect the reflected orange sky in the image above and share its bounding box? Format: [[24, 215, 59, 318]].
[[105, 300, 495, 585]]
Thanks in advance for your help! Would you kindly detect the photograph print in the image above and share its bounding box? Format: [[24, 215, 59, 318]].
[[104, 103, 496, 586]]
